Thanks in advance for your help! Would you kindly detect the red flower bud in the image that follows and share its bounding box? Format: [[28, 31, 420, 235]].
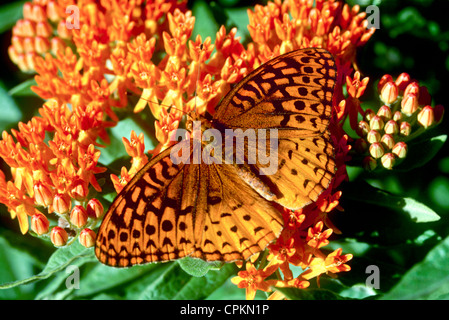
[[86, 198, 104, 219], [417, 106, 434, 129], [381, 153, 395, 170], [380, 81, 398, 104], [70, 205, 88, 228], [34, 182, 53, 207], [51, 226, 68, 246], [31, 213, 49, 235], [79, 228, 96, 248], [53, 193, 71, 214]]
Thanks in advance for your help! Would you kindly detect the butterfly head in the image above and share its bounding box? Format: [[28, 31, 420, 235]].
[[185, 110, 213, 134]]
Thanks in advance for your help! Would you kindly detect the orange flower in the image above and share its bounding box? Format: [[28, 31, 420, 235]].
[[306, 221, 333, 249], [301, 248, 353, 281], [231, 261, 279, 300]]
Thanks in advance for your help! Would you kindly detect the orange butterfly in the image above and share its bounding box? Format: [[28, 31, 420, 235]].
[[95, 48, 337, 267]]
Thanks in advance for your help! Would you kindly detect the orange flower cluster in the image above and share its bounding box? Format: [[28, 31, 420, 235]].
[[3, 0, 378, 299], [0, 98, 106, 247]]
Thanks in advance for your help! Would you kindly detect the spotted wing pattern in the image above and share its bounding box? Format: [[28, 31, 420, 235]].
[[95, 48, 336, 266], [213, 48, 336, 209], [95, 142, 283, 266]]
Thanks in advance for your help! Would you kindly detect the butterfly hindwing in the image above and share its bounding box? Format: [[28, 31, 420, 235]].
[[192, 163, 283, 261], [95, 142, 284, 266]]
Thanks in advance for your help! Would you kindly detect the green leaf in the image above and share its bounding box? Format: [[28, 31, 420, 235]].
[[0, 80, 22, 131], [395, 134, 447, 171], [0, 1, 25, 34], [345, 181, 440, 223], [100, 116, 156, 166], [0, 234, 40, 299], [223, 6, 251, 41], [133, 261, 237, 299], [66, 262, 167, 299], [8, 78, 37, 96], [178, 257, 223, 277], [175, 263, 238, 299], [192, 0, 220, 42], [382, 235, 449, 299], [0, 241, 94, 289]]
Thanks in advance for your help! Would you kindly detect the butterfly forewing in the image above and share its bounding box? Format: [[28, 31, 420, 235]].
[[213, 48, 336, 137], [214, 48, 336, 210], [95, 48, 337, 266]]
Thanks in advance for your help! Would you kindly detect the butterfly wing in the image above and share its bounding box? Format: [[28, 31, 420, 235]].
[[213, 48, 337, 209], [214, 48, 336, 136], [95, 140, 283, 266], [191, 162, 283, 261]]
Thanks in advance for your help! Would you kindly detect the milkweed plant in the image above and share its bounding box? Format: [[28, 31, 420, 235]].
[[0, 0, 447, 301]]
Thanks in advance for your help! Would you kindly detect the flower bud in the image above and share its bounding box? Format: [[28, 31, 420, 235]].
[[404, 82, 420, 98], [381, 134, 395, 150], [395, 72, 411, 92], [369, 115, 384, 131], [377, 105, 392, 121], [79, 228, 96, 248], [401, 93, 419, 116], [377, 74, 393, 93], [380, 81, 398, 104], [417, 106, 434, 128], [31, 213, 49, 235], [384, 120, 399, 135], [356, 120, 370, 137], [418, 86, 432, 106], [70, 205, 88, 228], [362, 156, 377, 171], [393, 111, 403, 122], [369, 142, 384, 159], [70, 180, 89, 201], [53, 193, 71, 214], [392, 142, 408, 159], [364, 109, 376, 122], [35, 36, 50, 54], [367, 130, 381, 143], [399, 121, 411, 136], [34, 182, 53, 207], [434, 104, 445, 124], [51, 226, 68, 246], [86, 198, 104, 219], [381, 153, 396, 170]]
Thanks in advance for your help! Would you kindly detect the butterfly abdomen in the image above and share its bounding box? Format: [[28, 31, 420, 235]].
[[235, 164, 277, 202]]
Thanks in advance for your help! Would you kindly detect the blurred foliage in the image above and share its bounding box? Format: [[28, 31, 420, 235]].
[[0, 0, 448, 300]]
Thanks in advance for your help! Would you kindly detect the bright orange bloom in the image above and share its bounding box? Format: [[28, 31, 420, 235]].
[[301, 248, 353, 281], [231, 261, 279, 300]]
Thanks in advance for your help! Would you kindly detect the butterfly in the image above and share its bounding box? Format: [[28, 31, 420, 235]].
[[95, 48, 337, 267]]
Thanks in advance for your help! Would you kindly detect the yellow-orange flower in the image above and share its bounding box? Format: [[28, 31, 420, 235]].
[[231, 261, 279, 300]]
